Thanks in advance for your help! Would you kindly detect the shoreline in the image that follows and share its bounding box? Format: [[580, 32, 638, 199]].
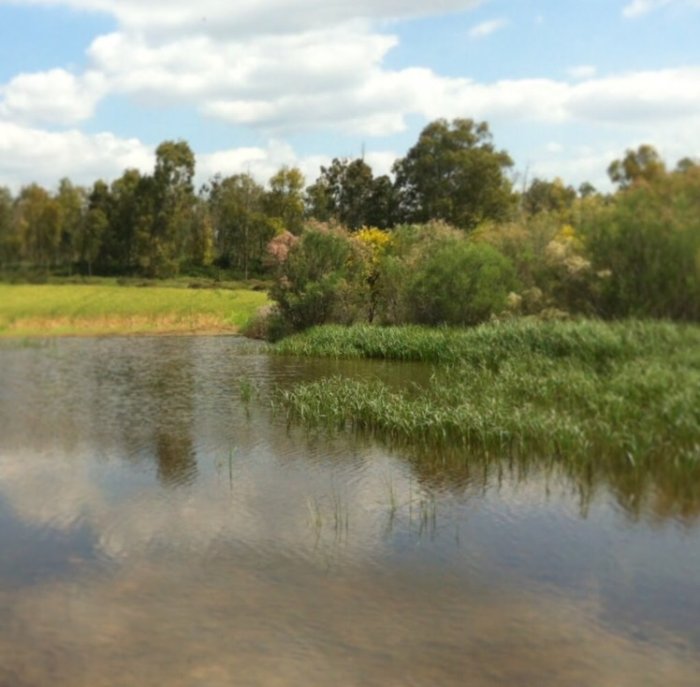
[[0, 317, 243, 339]]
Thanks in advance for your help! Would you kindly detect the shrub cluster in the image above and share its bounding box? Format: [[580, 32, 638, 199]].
[[261, 162, 700, 337], [263, 221, 522, 337]]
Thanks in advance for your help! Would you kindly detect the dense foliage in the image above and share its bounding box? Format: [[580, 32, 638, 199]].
[[581, 165, 700, 320], [1, 123, 698, 329], [268, 224, 369, 334]]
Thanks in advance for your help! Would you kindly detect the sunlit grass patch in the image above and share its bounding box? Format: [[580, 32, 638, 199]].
[[0, 284, 269, 337]]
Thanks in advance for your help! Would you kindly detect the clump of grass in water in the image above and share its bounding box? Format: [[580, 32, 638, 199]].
[[277, 363, 700, 466], [238, 377, 255, 405], [216, 447, 238, 490], [305, 485, 350, 542], [273, 320, 700, 515]]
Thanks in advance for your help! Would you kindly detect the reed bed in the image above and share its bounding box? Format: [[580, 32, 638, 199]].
[[272, 319, 698, 369], [274, 320, 700, 474]]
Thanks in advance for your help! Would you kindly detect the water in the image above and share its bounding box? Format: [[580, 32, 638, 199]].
[[0, 336, 699, 686]]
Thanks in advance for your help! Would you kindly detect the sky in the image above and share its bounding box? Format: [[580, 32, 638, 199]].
[[0, 0, 698, 193]]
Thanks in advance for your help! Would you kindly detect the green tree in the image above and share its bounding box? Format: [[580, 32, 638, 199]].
[[0, 187, 18, 266], [365, 174, 398, 229], [393, 118, 515, 230], [80, 207, 108, 276], [55, 178, 86, 271], [186, 201, 215, 268], [372, 221, 463, 324], [14, 184, 63, 269], [132, 140, 196, 277], [306, 158, 375, 230], [102, 169, 143, 272], [523, 177, 576, 216], [269, 223, 369, 331], [578, 181, 598, 198], [265, 166, 305, 235], [304, 176, 333, 222], [208, 173, 276, 278], [675, 157, 699, 174], [608, 144, 666, 189], [583, 162, 700, 319]]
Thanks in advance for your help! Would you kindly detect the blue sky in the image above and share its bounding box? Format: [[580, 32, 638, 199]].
[[0, 0, 698, 192]]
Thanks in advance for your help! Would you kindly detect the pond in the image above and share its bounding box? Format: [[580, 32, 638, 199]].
[[1, 335, 699, 686]]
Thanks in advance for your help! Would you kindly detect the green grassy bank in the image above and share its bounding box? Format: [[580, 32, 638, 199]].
[[273, 320, 700, 479], [0, 283, 269, 337]]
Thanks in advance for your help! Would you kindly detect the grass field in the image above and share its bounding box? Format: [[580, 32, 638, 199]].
[[0, 283, 269, 337]]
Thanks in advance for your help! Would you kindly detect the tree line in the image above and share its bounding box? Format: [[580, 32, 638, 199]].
[[0, 118, 560, 278], [1, 118, 698, 324]]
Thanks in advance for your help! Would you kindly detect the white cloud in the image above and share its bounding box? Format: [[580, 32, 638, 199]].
[[468, 18, 507, 39], [532, 146, 622, 191], [1, 1, 698, 140], [199, 141, 337, 186], [0, 69, 106, 125], [76, 9, 700, 138], [623, 0, 700, 16], [2, 62, 700, 191], [0, 118, 396, 192], [87, 26, 399, 116], [3, 0, 484, 35], [565, 67, 700, 123], [0, 121, 154, 190], [623, 0, 672, 16], [567, 65, 597, 80]]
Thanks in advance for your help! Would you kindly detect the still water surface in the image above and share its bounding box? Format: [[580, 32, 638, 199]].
[[0, 336, 699, 686]]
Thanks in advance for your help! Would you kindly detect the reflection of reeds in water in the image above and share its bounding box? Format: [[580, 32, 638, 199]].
[[238, 377, 255, 405], [305, 483, 350, 542], [215, 447, 237, 491], [382, 471, 439, 538], [274, 320, 700, 522]]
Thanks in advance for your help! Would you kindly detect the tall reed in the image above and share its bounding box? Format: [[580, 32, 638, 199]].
[[273, 320, 700, 506]]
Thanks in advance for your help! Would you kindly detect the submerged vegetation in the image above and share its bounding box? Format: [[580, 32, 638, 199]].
[[273, 320, 700, 515]]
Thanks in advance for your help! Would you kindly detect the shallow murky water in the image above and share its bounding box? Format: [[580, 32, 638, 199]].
[[1, 336, 699, 686]]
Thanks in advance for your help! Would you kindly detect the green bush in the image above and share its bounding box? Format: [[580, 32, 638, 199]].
[[268, 224, 369, 332], [372, 222, 463, 324], [405, 239, 517, 325], [581, 168, 700, 320]]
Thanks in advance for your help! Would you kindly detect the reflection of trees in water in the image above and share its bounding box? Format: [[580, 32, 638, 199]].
[[333, 436, 700, 525], [75, 337, 201, 487], [155, 428, 196, 487], [143, 344, 198, 488]]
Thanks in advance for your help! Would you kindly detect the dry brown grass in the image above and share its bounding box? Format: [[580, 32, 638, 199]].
[[4, 314, 240, 337]]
